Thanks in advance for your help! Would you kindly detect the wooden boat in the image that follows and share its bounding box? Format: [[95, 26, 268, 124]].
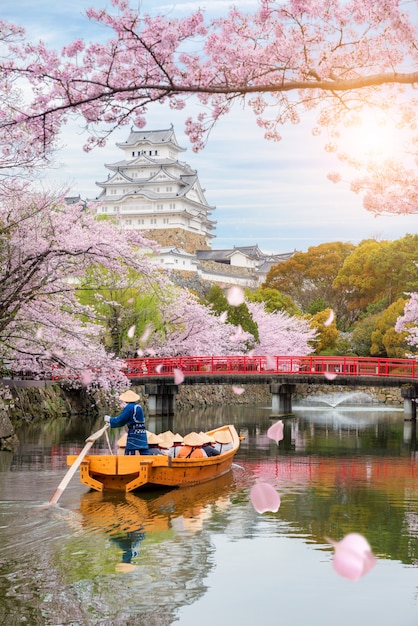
[[66, 424, 240, 493]]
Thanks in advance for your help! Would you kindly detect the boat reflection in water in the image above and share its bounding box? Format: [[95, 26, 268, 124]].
[[75, 472, 235, 572]]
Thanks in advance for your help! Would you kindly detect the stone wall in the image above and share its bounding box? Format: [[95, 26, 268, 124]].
[[172, 382, 403, 408], [149, 228, 210, 253], [174, 383, 271, 409]]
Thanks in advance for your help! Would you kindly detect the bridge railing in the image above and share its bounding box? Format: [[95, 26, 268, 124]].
[[123, 355, 418, 379]]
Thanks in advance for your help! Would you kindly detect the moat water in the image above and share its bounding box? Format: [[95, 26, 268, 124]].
[[0, 403, 417, 626]]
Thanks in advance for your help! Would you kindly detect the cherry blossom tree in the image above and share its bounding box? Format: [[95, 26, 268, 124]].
[[143, 287, 253, 357], [247, 301, 316, 355], [0, 184, 164, 392], [395, 293, 418, 352], [2, 0, 418, 213]]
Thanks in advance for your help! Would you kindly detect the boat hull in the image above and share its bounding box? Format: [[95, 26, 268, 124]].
[[67, 424, 240, 492]]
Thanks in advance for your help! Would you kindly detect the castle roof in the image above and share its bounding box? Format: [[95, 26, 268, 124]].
[[116, 126, 186, 152]]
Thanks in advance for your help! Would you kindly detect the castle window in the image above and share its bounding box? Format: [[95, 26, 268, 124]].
[[166, 186, 172, 192], [157, 204, 163, 210], [169, 203, 175, 210], [150, 218, 157, 224]]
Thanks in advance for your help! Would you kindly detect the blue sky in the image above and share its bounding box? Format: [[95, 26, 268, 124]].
[[3, 0, 417, 253]]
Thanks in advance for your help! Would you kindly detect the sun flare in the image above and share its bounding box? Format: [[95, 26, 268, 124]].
[[344, 109, 399, 161]]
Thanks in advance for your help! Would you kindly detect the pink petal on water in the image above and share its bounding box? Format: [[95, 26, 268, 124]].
[[250, 482, 281, 514], [232, 386, 245, 395], [227, 286, 245, 306], [324, 372, 337, 380], [155, 363, 163, 373], [173, 368, 184, 384], [127, 324, 136, 338], [324, 310, 335, 326], [327, 533, 376, 581], [267, 420, 284, 444]]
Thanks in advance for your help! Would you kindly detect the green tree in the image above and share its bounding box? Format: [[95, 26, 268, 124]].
[[204, 285, 259, 342], [264, 242, 355, 329], [334, 234, 418, 317], [370, 298, 410, 358], [350, 314, 379, 356], [245, 287, 300, 315], [77, 267, 162, 357], [307, 308, 340, 355]]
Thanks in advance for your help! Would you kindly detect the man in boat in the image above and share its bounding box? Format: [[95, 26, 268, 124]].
[[104, 390, 150, 455]]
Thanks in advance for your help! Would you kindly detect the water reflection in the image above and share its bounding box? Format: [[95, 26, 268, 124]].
[[0, 404, 417, 625]]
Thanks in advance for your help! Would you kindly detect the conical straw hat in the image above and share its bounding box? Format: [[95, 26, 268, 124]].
[[147, 432, 164, 445], [214, 429, 232, 444], [183, 432, 206, 447], [119, 389, 140, 403]]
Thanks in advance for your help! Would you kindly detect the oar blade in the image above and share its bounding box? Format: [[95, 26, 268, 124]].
[[48, 423, 110, 505]]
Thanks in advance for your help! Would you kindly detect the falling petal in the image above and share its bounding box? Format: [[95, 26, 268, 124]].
[[127, 298, 134, 304], [227, 286, 245, 307], [35, 328, 43, 339], [219, 311, 228, 323], [127, 325, 135, 339], [265, 355, 276, 370], [324, 310, 335, 326], [267, 420, 284, 444], [140, 324, 152, 344], [155, 363, 163, 373], [137, 349, 144, 357], [232, 386, 245, 395], [80, 370, 93, 386], [324, 372, 337, 380], [250, 482, 281, 514], [173, 368, 184, 384], [327, 533, 377, 581]]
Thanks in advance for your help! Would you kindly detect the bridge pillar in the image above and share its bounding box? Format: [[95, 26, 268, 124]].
[[143, 384, 178, 416], [401, 386, 418, 420], [270, 383, 296, 415]]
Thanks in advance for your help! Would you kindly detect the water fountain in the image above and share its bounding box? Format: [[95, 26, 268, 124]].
[[304, 390, 373, 408]]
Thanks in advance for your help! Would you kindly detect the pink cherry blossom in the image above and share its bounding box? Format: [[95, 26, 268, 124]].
[[267, 420, 284, 444], [327, 533, 377, 581], [250, 482, 281, 514], [1, 1, 418, 215]]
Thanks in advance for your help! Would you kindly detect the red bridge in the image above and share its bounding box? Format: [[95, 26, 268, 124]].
[[123, 355, 418, 382], [123, 355, 418, 418]]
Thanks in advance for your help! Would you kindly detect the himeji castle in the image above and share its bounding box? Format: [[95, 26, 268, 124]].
[[93, 125, 296, 287], [95, 125, 216, 254]]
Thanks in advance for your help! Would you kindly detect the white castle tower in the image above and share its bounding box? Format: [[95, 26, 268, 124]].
[[95, 125, 216, 253]]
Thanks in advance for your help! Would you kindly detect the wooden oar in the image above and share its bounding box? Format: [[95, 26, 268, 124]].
[[48, 423, 110, 505]]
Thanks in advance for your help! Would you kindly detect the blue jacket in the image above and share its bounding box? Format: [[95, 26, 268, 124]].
[[109, 402, 148, 451]]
